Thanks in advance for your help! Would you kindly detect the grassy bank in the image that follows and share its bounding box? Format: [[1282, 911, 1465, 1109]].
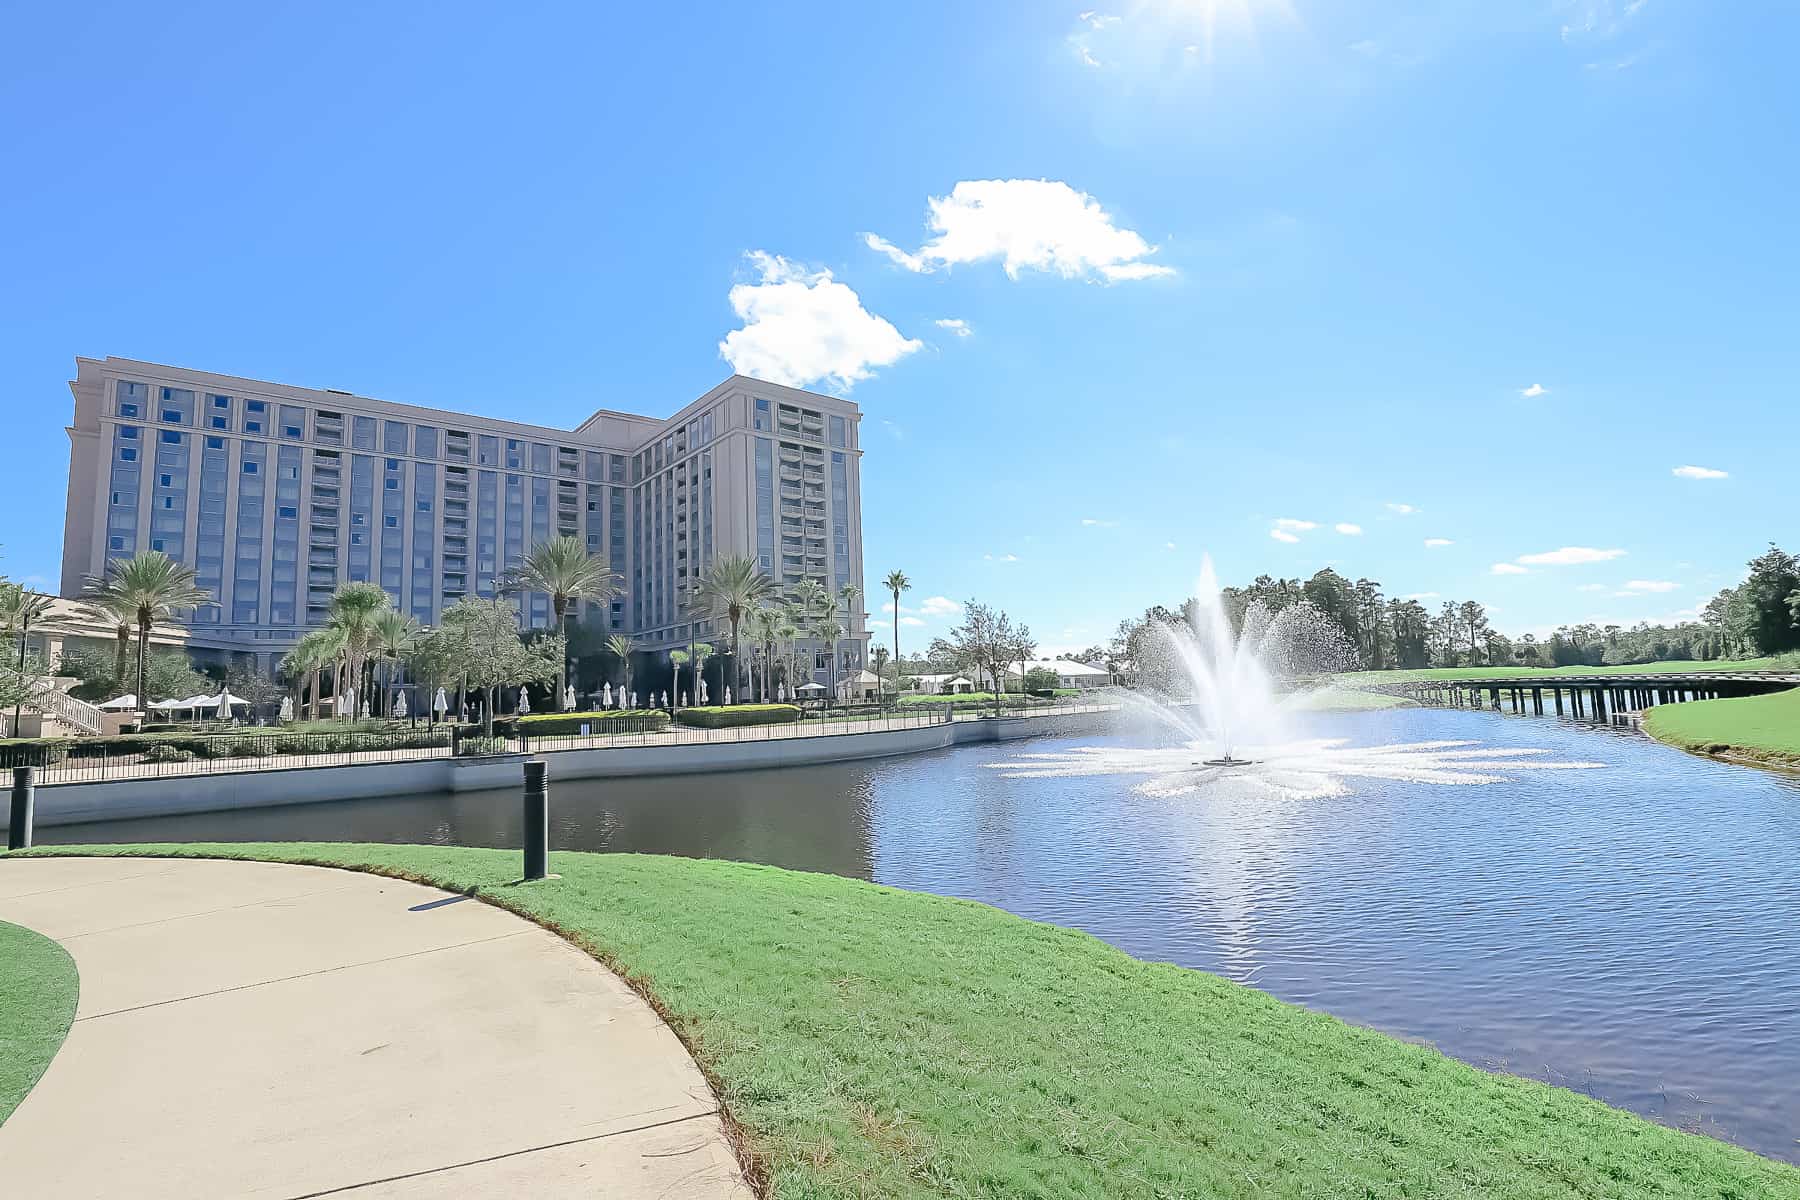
[[9, 844, 1796, 1197], [1643, 688, 1800, 769], [0, 921, 78, 1126], [1334, 655, 1800, 685], [1291, 687, 1416, 712]]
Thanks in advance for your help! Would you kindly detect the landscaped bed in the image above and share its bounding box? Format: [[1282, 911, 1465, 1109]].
[[0, 920, 78, 1127], [7, 842, 1795, 1198], [1642, 687, 1800, 769]]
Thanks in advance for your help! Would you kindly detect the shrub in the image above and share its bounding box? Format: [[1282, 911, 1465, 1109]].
[[0, 737, 72, 766], [231, 737, 277, 758], [1023, 667, 1061, 692], [458, 735, 512, 757], [510, 709, 671, 736], [142, 744, 197, 764], [675, 704, 801, 729]]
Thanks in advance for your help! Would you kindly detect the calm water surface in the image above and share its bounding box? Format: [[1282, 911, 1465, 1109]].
[[50, 708, 1800, 1160]]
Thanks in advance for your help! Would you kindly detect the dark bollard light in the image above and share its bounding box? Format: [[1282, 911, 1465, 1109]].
[[522, 759, 549, 881], [9, 766, 35, 851]]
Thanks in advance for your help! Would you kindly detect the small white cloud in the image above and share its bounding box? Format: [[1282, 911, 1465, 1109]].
[[1423, 538, 1454, 548], [1520, 383, 1548, 398], [934, 318, 973, 338], [919, 596, 962, 616], [719, 252, 921, 392], [1622, 579, 1679, 593], [1335, 523, 1364, 535], [863, 179, 1173, 283], [1385, 502, 1418, 515], [1672, 465, 1728, 480], [899, 616, 926, 627], [1491, 563, 1531, 575], [1273, 518, 1318, 532], [1271, 529, 1301, 544], [983, 552, 1020, 563], [1165, 541, 1177, 551], [1080, 518, 1118, 528], [1517, 546, 1627, 566]]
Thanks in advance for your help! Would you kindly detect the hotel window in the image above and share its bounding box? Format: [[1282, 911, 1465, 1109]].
[[116, 380, 147, 415], [829, 415, 846, 448], [243, 460, 259, 474], [160, 430, 182, 445], [279, 406, 304, 439], [119, 447, 137, 462]]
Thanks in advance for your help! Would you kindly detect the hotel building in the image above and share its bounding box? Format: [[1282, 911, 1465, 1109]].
[[59, 357, 868, 685]]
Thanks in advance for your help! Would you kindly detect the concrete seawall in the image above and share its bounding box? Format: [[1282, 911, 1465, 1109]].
[[9, 708, 1117, 829]]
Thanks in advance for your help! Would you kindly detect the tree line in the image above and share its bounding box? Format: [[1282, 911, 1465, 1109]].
[[1065, 543, 1800, 677]]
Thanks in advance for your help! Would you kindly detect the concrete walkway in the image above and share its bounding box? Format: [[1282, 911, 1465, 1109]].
[[0, 856, 753, 1199]]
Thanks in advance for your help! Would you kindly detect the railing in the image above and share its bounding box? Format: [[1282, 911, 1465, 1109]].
[[24, 686, 103, 737]]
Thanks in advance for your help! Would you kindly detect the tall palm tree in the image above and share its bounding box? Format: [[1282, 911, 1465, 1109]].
[[605, 633, 635, 702], [501, 535, 623, 711], [776, 614, 800, 699], [78, 590, 136, 692], [325, 581, 390, 720], [371, 609, 420, 718], [85, 551, 211, 718], [749, 606, 781, 701], [883, 569, 911, 685], [695, 555, 774, 700], [668, 648, 688, 710], [0, 584, 56, 729], [282, 627, 342, 720], [837, 583, 860, 698]]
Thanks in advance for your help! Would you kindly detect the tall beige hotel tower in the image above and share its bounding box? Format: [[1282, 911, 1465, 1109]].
[[60, 357, 868, 685]]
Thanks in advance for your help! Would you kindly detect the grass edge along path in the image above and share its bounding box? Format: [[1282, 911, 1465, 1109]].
[[1642, 687, 1800, 770], [1332, 654, 1800, 685], [7, 845, 1798, 1199], [0, 920, 78, 1127]]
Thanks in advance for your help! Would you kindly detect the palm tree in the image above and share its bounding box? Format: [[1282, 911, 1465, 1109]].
[[78, 590, 135, 693], [325, 581, 390, 720], [749, 606, 781, 700], [0, 584, 56, 730], [85, 551, 211, 718], [695, 555, 774, 700], [837, 583, 861, 698], [871, 646, 890, 704], [281, 628, 336, 720], [605, 633, 635, 701], [501, 536, 623, 711], [668, 648, 689, 710], [372, 609, 420, 718], [883, 569, 911, 687], [776, 615, 800, 699]]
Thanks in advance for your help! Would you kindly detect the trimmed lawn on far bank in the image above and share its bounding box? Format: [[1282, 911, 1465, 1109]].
[[1334, 655, 1800, 685], [0, 921, 78, 1126], [1291, 687, 1416, 712], [9, 844, 1797, 1198], [1644, 687, 1800, 768]]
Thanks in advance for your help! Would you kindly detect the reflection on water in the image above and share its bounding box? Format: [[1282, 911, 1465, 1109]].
[[47, 707, 1800, 1161]]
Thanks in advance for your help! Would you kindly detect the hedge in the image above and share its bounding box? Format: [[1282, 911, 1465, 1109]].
[[675, 704, 801, 729], [0, 728, 450, 766], [503, 709, 671, 737]]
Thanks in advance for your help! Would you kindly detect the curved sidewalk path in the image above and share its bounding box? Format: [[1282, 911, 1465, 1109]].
[[0, 856, 752, 1199]]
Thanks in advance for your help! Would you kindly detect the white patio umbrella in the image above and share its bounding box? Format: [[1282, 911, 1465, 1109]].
[[699, 680, 709, 704], [97, 694, 138, 711], [602, 682, 612, 709], [393, 691, 409, 718], [433, 687, 449, 717], [796, 682, 826, 694], [518, 687, 531, 715], [279, 696, 294, 722]]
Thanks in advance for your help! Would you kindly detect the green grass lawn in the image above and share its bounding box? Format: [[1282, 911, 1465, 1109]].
[[1335, 655, 1800, 685], [1643, 688, 1800, 768], [1290, 687, 1416, 712], [0, 921, 78, 1127], [10, 843, 1797, 1198]]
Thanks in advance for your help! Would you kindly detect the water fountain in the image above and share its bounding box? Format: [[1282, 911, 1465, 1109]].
[[996, 557, 1604, 798]]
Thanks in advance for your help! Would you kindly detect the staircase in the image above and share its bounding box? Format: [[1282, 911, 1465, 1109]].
[[12, 684, 105, 737]]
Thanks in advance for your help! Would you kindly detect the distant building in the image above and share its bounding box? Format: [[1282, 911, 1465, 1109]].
[[59, 356, 868, 682], [1004, 660, 1113, 690]]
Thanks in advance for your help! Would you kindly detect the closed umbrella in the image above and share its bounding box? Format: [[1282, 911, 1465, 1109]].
[[518, 687, 531, 716], [394, 691, 409, 719]]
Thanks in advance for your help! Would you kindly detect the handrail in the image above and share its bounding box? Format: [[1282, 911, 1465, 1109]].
[[25, 685, 103, 736]]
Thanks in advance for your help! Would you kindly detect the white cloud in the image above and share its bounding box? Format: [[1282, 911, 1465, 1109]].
[[934, 318, 972, 338], [919, 596, 962, 617], [1577, 583, 1607, 593], [1423, 538, 1454, 548], [1519, 383, 1548, 398], [1491, 563, 1531, 575], [1080, 518, 1118, 528], [1165, 541, 1177, 551], [1516, 546, 1627, 566], [1622, 579, 1679, 593], [863, 179, 1173, 283], [1270, 529, 1301, 544], [1672, 464, 1728, 480], [1335, 523, 1363, 535], [1385, 502, 1418, 515], [1273, 518, 1317, 532], [984, 553, 1020, 563], [719, 252, 920, 392], [899, 616, 926, 627]]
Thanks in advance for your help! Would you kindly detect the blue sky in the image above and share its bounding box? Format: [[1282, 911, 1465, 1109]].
[[2, 1, 1794, 654]]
